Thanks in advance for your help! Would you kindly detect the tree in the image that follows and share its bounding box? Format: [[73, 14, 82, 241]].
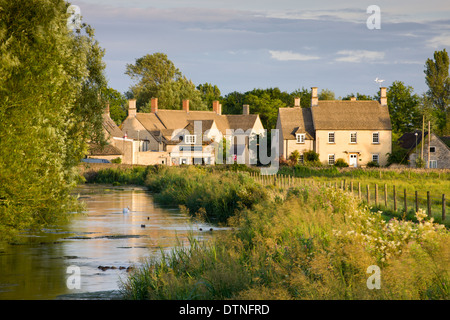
[[424, 49, 450, 134], [385, 81, 422, 134], [197, 83, 221, 108], [0, 0, 107, 239], [342, 93, 374, 101], [126, 52, 207, 111], [290, 87, 312, 108], [102, 87, 127, 125], [319, 88, 335, 100]]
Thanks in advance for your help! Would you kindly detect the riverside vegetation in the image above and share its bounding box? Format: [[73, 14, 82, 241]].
[[85, 165, 449, 300]]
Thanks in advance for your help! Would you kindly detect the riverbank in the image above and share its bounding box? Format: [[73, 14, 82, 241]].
[[120, 173, 449, 300]]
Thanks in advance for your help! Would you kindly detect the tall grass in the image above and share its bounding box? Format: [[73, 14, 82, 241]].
[[144, 166, 268, 223], [121, 178, 450, 300]]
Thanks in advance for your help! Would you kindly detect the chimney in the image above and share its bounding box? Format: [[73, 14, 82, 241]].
[[350, 97, 356, 101], [104, 101, 110, 116], [213, 100, 221, 115], [311, 87, 318, 107], [182, 99, 189, 113], [380, 87, 387, 106], [151, 97, 158, 113], [243, 104, 250, 115], [294, 97, 301, 107], [128, 99, 137, 117]]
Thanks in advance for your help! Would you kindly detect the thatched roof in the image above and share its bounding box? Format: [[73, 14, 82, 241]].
[[278, 107, 315, 140], [311, 100, 391, 130], [89, 143, 122, 156], [102, 114, 124, 138]]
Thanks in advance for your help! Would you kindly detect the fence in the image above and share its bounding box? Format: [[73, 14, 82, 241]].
[[246, 171, 448, 223]]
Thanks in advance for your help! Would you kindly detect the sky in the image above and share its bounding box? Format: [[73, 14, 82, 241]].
[[73, 0, 450, 99]]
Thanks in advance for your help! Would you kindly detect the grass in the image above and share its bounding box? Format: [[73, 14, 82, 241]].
[[120, 181, 450, 300]]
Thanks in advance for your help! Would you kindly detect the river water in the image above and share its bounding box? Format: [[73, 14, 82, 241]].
[[0, 184, 221, 300]]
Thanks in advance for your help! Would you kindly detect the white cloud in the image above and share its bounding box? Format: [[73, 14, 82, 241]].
[[335, 50, 385, 63], [427, 33, 450, 48], [269, 50, 320, 61]]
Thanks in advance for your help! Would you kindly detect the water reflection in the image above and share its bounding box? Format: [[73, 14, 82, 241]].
[[0, 185, 220, 300]]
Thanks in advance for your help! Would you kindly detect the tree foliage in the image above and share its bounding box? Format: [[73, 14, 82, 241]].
[[424, 49, 450, 134], [0, 0, 107, 239], [125, 52, 207, 111]]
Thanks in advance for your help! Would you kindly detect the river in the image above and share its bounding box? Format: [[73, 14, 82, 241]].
[[0, 184, 222, 300]]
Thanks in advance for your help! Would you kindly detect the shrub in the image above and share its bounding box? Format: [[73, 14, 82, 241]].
[[304, 150, 319, 162], [334, 158, 349, 168], [111, 157, 122, 164], [367, 160, 380, 168]]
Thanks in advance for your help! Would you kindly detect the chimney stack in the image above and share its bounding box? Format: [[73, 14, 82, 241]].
[[182, 99, 189, 113], [350, 97, 356, 101], [311, 87, 318, 107], [243, 104, 250, 115], [213, 100, 221, 115], [104, 101, 110, 116], [294, 97, 301, 107], [128, 99, 137, 117], [380, 87, 387, 106], [151, 97, 158, 113]]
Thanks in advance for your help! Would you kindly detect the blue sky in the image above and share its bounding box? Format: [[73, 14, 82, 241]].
[[75, 0, 450, 99]]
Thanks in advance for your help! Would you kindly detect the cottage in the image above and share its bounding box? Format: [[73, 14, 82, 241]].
[[398, 131, 450, 168], [119, 98, 264, 165], [277, 87, 392, 167]]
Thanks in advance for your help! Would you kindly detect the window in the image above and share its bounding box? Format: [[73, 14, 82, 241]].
[[328, 154, 335, 165], [430, 146, 436, 153], [372, 154, 379, 163], [350, 132, 357, 144], [299, 154, 304, 163], [328, 132, 335, 143], [185, 134, 196, 144], [296, 133, 305, 144], [430, 160, 437, 168], [372, 132, 379, 144]]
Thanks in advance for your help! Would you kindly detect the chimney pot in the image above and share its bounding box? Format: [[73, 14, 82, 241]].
[[243, 104, 250, 115], [128, 99, 137, 117], [294, 97, 301, 107], [183, 99, 189, 113], [151, 97, 158, 113], [311, 87, 318, 107]]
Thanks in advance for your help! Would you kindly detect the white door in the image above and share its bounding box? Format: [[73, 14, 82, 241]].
[[349, 154, 358, 167]]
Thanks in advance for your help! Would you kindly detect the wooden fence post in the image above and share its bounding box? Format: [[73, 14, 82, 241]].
[[442, 194, 446, 222], [427, 191, 431, 218], [358, 182, 361, 199], [375, 184, 378, 206], [350, 181, 353, 194], [415, 191, 418, 213], [404, 189, 407, 213], [366, 184, 370, 204], [384, 184, 387, 208], [393, 185, 397, 212]]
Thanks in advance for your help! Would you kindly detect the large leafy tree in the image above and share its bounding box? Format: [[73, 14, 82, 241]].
[[424, 49, 450, 134], [0, 0, 107, 239], [125, 52, 207, 111], [197, 82, 221, 108]]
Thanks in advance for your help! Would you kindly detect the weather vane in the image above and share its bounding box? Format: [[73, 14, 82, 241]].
[[374, 77, 385, 87]]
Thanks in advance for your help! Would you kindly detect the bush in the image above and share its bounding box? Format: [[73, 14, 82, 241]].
[[304, 150, 319, 162], [334, 158, 349, 168], [111, 157, 122, 164], [367, 160, 380, 168]]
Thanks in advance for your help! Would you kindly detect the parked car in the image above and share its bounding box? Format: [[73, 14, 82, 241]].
[[81, 158, 111, 163]]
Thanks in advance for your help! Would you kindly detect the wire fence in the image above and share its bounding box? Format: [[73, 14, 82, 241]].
[[246, 171, 448, 224]]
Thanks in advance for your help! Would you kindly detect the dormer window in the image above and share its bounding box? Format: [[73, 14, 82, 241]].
[[185, 135, 196, 144], [296, 133, 305, 144]]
